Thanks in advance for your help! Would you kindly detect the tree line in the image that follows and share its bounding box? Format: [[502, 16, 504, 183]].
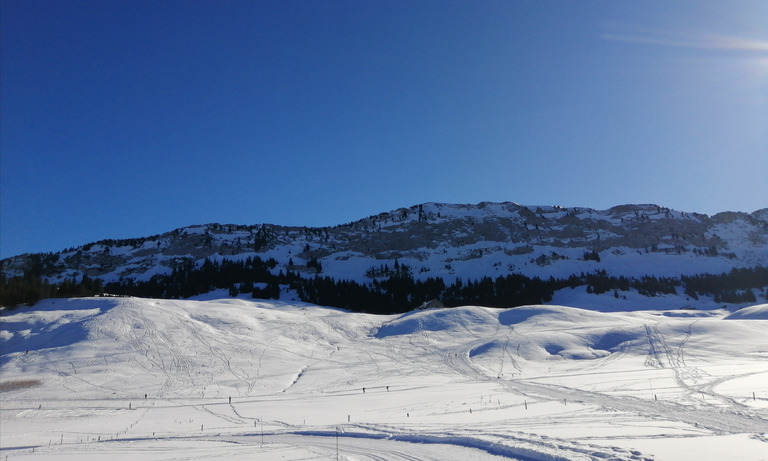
[[2, 255, 766, 313], [0, 273, 103, 308]]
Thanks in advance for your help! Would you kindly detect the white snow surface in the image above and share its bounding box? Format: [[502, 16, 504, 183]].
[[1, 296, 767, 460]]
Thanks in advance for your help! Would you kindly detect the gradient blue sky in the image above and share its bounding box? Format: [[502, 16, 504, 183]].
[[2, 1, 767, 258]]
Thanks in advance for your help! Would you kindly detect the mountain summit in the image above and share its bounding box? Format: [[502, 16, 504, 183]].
[[2, 202, 767, 311]]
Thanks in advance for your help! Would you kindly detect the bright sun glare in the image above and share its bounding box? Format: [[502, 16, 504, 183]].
[[603, 24, 768, 75]]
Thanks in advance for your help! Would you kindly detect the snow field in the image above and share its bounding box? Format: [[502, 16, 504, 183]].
[[1, 297, 767, 460]]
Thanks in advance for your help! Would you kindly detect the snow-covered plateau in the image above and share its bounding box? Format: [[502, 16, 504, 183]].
[[2, 296, 767, 460]]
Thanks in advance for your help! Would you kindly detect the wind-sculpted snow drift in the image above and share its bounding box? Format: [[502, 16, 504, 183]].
[[2, 296, 767, 460], [724, 303, 768, 320]]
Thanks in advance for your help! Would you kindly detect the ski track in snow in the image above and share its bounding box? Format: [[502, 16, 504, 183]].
[[1, 297, 767, 460]]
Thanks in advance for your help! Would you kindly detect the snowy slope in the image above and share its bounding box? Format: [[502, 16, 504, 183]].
[[2, 296, 767, 460]]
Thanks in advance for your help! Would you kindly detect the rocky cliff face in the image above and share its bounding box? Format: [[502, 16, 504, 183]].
[[3, 202, 767, 285]]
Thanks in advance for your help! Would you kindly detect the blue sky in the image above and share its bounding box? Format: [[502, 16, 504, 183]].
[[1, 0, 766, 258]]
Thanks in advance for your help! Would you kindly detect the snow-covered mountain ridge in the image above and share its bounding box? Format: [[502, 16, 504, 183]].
[[3, 202, 766, 289]]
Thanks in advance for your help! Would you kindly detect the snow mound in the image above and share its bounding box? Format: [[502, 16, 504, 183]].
[[724, 303, 768, 320], [498, 304, 608, 325], [539, 335, 612, 360], [377, 305, 641, 361], [469, 339, 507, 358], [589, 330, 641, 351], [375, 306, 497, 338], [0, 298, 108, 357]]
